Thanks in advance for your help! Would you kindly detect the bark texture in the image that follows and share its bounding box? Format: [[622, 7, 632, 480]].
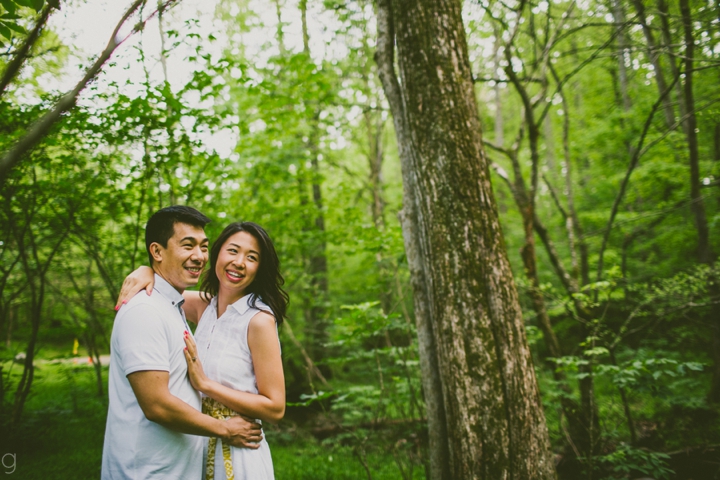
[[375, 2, 450, 478], [376, 0, 556, 477]]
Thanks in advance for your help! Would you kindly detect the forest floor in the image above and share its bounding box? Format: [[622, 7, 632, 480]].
[[0, 360, 424, 479]]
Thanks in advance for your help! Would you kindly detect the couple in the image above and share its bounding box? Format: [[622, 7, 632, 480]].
[[101, 206, 288, 479]]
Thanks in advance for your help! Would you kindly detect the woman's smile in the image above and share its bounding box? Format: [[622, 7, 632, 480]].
[[225, 269, 246, 283]]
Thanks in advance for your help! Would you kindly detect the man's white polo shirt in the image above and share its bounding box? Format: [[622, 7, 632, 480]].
[[101, 274, 203, 480]]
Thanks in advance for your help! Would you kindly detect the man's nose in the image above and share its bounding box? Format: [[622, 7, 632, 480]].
[[190, 245, 206, 261]]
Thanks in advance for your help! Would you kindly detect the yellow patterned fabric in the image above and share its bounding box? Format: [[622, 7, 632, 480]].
[[202, 397, 236, 480]]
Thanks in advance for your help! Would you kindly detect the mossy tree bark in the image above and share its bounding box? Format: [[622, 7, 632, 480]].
[[376, 0, 556, 478]]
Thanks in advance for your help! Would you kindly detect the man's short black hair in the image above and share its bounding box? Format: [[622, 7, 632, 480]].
[[145, 206, 211, 265]]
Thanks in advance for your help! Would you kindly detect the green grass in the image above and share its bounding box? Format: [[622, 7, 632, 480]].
[[1, 362, 424, 479], [272, 442, 424, 479], [1, 361, 106, 479]]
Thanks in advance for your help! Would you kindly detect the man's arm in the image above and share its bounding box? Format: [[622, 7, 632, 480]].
[[127, 370, 262, 448]]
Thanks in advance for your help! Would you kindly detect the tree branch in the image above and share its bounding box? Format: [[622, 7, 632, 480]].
[[0, 0, 180, 184], [595, 71, 681, 287], [0, 2, 56, 100]]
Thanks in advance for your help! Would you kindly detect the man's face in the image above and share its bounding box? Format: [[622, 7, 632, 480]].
[[150, 222, 209, 292]]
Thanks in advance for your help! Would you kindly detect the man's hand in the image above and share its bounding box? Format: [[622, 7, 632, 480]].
[[223, 416, 263, 449]]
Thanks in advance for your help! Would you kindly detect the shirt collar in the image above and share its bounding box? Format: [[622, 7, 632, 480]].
[[152, 273, 185, 309], [228, 294, 252, 316]]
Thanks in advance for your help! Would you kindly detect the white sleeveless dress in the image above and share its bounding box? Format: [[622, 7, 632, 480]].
[[194, 294, 275, 480]]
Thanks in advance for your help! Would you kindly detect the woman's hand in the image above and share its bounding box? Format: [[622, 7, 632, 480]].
[[183, 332, 210, 392], [115, 265, 155, 311]]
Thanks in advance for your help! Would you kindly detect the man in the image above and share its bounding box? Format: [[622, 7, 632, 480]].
[[101, 206, 261, 479]]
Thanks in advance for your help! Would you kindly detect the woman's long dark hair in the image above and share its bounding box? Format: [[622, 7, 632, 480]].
[[201, 221, 288, 325]]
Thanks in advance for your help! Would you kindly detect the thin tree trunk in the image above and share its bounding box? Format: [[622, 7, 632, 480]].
[[300, 0, 310, 56], [657, 0, 687, 126], [502, 26, 601, 463], [298, 0, 331, 370], [272, 0, 286, 55], [5, 306, 11, 349], [710, 295, 720, 402], [378, 0, 556, 477], [612, 0, 632, 111], [679, 0, 712, 264], [630, 0, 676, 129], [364, 106, 393, 315], [492, 31, 504, 146], [549, 64, 588, 286]]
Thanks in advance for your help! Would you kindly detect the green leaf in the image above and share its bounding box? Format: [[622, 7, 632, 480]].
[[0, 0, 16, 14], [0, 22, 12, 39], [4, 20, 24, 34], [584, 347, 609, 357]]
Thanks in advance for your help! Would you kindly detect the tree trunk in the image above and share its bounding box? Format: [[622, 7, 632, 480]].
[[492, 31, 504, 146], [612, 0, 632, 112], [375, 3, 450, 477], [297, 0, 331, 369], [377, 0, 556, 477], [361, 69, 393, 315], [679, 0, 712, 264], [710, 298, 720, 403], [657, 0, 687, 128], [630, 0, 676, 129]]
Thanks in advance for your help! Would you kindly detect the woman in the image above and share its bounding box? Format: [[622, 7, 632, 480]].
[[118, 221, 288, 480]]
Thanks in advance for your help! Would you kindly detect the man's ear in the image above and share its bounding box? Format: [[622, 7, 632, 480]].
[[149, 242, 163, 263]]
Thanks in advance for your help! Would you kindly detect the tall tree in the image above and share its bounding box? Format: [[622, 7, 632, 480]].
[[376, 0, 556, 477]]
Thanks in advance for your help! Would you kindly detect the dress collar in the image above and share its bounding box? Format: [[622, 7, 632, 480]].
[[152, 273, 185, 309], [227, 294, 252, 316]]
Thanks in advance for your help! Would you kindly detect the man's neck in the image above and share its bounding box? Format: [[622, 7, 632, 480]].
[[152, 267, 185, 294]]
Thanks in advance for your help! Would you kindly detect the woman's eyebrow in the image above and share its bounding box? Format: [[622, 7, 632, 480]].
[[227, 242, 261, 256]]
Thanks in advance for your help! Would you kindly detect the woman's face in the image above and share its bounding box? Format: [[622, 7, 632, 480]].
[[215, 231, 261, 298]]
